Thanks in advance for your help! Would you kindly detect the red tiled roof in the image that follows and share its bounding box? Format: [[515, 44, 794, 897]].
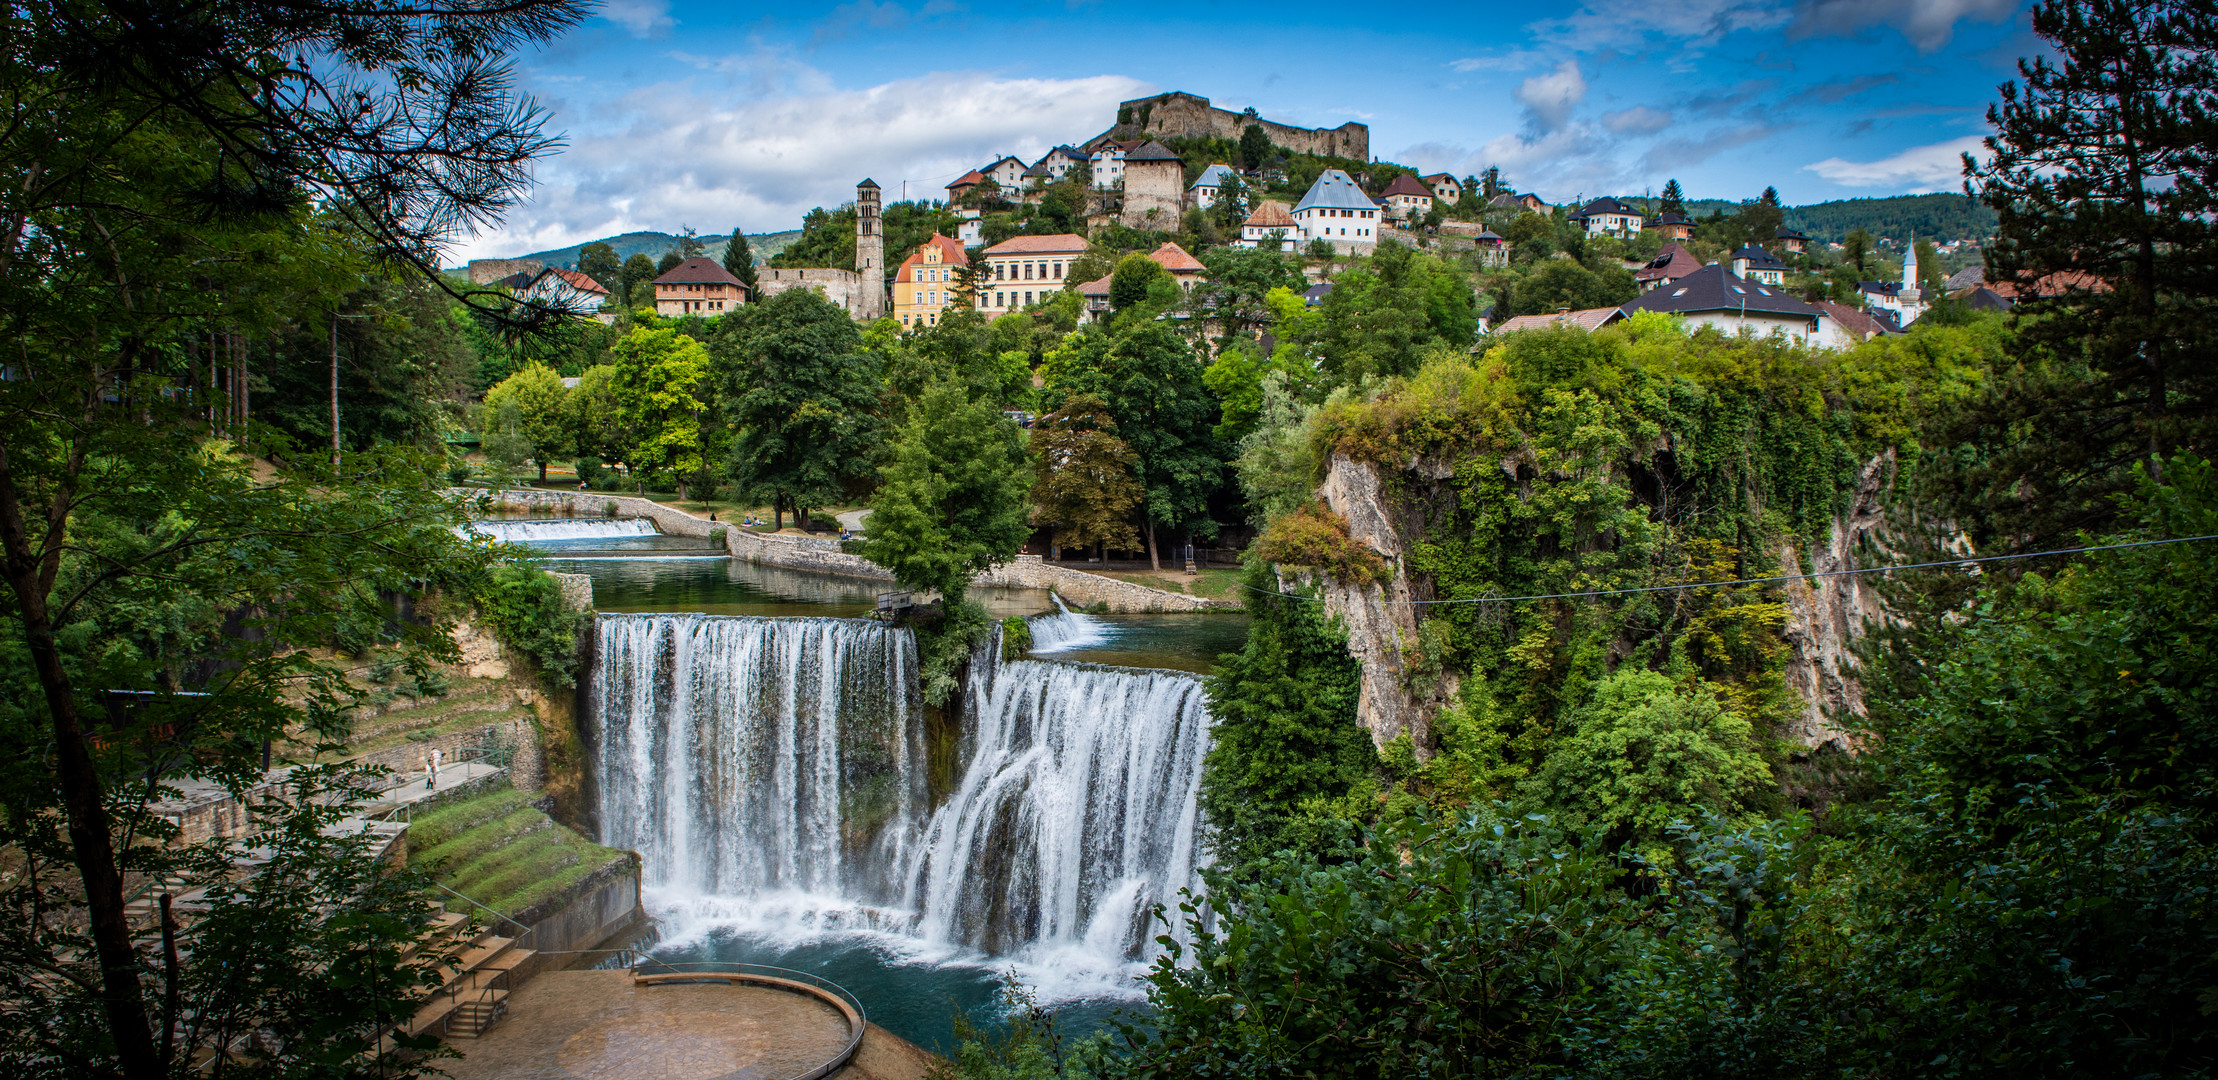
[[1383, 174, 1435, 198], [1076, 275, 1112, 296], [651, 257, 745, 287], [895, 234, 968, 283], [1815, 300, 1889, 340], [1636, 242, 1703, 282], [1496, 307, 1626, 333], [1420, 173, 1456, 185], [1243, 200, 1295, 228], [983, 234, 1092, 256], [947, 170, 987, 188], [1985, 269, 2110, 298], [549, 268, 609, 295], [1149, 242, 1205, 273]]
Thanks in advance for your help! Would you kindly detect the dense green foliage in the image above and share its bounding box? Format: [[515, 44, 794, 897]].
[[712, 289, 888, 526], [859, 381, 1033, 608], [468, 563, 591, 688], [1199, 566, 1371, 870]]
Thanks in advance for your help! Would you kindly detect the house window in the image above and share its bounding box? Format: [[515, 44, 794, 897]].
[[1025, 291, 1033, 305], [996, 291, 1005, 307]]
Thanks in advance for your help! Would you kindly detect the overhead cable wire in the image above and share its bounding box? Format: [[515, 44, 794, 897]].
[[1237, 533, 2218, 607]]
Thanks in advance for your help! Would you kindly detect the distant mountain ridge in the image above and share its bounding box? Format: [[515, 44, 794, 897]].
[[494, 229, 803, 271]]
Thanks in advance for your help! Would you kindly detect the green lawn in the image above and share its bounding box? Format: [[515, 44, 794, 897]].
[[407, 788, 630, 920]]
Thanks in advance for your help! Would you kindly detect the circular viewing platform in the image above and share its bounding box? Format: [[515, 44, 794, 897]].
[[436, 963, 929, 1080]]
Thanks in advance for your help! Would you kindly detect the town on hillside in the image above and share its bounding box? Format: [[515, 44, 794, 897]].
[[467, 90, 2021, 351]]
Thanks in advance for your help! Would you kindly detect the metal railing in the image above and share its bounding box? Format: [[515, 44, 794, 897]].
[[418, 880, 537, 1037]]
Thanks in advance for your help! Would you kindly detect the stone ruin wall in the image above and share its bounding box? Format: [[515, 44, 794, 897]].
[[1096, 92, 1369, 162]]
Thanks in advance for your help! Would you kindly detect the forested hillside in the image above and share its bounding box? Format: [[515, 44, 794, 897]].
[[512, 228, 801, 270]]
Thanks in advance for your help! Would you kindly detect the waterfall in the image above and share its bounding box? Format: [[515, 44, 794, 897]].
[[904, 643, 1211, 960], [593, 614, 923, 900], [460, 517, 658, 542], [1025, 595, 1116, 654], [591, 612, 1211, 984]]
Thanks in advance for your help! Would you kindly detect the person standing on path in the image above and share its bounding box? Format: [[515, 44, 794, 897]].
[[427, 747, 443, 789]]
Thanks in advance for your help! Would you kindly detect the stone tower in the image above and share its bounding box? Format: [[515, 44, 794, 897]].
[[855, 179, 886, 320]]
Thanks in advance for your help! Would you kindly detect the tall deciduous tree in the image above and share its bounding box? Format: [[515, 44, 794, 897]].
[[578, 241, 621, 289], [1240, 123, 1273, 171], [484, 361, 573, 481], [621, 253, 659, 307], [607, 327, 711, 498], [1043, 323, 1222, 568], [859, 381, 1032, 606], [0, 1, 582, 1073], [712, 289, 886, 530], [1029, 394, 1143, 559], [1952, 0, 2218, 541]]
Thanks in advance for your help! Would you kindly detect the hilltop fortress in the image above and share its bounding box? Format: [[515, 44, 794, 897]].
[[1085, 91, 1369, 162]]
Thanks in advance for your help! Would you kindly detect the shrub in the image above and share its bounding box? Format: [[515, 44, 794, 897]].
[[1253, 502, 1389, 585], [1000, 615, 1032, 660], [471, 563, 589, 689]]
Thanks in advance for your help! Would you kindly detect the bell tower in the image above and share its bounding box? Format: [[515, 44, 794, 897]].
[[855, 179, 886, 320]]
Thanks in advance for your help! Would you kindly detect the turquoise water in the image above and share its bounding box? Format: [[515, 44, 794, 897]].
[[638, 925, 1143, 1054]]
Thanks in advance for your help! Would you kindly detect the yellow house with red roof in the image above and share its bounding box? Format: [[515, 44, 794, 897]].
[[893, 233, 969, 328]]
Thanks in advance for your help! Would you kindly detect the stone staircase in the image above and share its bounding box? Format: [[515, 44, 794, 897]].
[[405, 901, 536, 1040]]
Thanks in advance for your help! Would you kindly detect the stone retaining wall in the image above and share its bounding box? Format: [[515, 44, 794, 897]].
[[459, 488, 1239, 613], [510, 852, 645, 979]]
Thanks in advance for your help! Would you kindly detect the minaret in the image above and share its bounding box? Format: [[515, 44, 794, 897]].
[[1900, 231, 1922, 304], [855, 179, 886, 320]]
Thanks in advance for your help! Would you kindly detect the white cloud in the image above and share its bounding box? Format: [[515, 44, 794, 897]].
[[1530, 0, 1790, 54], [1602, 106, 1673, 134], [1514, 61, 1588, 132], [1792, 0, 2021, 52], [1802, 134, 1986, 190], [451, 71, 1148, 263], [599, 0, 673, 38], [1448, 48, 1550, 73]]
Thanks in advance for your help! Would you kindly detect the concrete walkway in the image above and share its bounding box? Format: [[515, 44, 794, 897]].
[[439, 970, 933, 1080], [835, 508, 872, 534]]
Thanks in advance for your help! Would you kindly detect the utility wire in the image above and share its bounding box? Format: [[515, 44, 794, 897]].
[[1238, 533, 2218, 607]]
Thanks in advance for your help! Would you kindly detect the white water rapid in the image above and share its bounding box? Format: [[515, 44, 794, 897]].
[[459, 517, 658, 542], [1024, 595, 1116, 654], [590, 612, 1211, 999]]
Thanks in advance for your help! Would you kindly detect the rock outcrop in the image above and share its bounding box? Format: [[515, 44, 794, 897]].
[[1308, 453, 1459, 751], [1303, 451, 1903, 753]]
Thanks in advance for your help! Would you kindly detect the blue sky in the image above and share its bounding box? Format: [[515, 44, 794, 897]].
[[455, 0, 2041, 262]]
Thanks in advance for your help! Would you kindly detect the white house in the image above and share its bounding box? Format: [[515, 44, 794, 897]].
[[1381, 174, 1436, 221], [1730, 246, 1788, 287], [980, 155, 1026, 191], [1619, 263, 1827, 344], [1033, 145, 1089, 183], [1292, 169, 1380, 253], [1859, 236, 1929, 327], [1237, 200, 1300, 251], [1569, 196, 1644, 239], [1189, 163, 1238, 209], [1090, 141, 1136, 190]]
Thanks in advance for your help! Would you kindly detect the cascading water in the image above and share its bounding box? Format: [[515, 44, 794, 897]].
[[590, 611, 1212, 999], [1024, 595, 1115, 653], [460, 517, 658, 542]]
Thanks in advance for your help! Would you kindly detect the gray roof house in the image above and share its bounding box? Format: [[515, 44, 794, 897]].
[[1621, 263, 1828, 345]]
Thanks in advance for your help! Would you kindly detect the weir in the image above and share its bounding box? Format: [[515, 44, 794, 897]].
[[462, 518, 659, 542], [589, 611, 1210, 975]]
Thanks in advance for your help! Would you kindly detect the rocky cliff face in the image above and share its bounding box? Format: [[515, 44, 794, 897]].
[[1307, 452, 1459, 751], [1303, 450, 1900, 753], [1774, 451, 1898, 750]]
